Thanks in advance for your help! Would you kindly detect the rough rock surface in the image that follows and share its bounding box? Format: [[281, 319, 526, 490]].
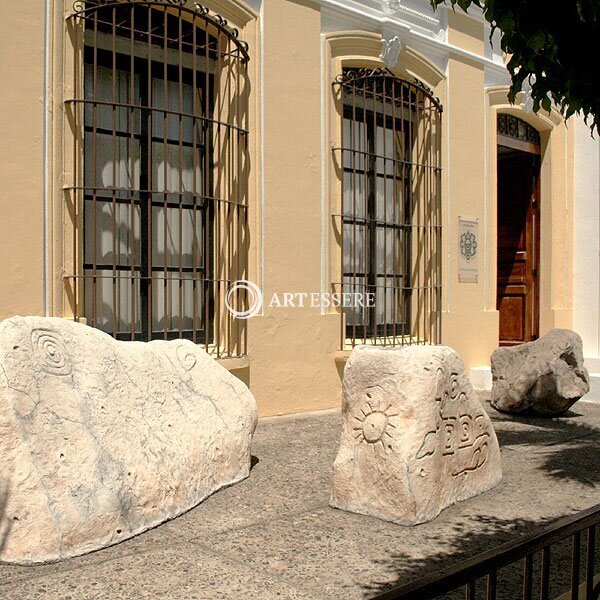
[[0, 316, 257, 564], [491, 329, 589, 416], [330, 345, 502, 525]]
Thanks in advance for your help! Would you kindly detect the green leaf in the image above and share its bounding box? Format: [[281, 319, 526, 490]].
[[431, 0, 600, 133], [541, 95, 552, 113]]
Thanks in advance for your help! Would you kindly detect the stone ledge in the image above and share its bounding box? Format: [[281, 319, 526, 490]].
[[333, 350, 350, 363], [217, 355, 250, 371]]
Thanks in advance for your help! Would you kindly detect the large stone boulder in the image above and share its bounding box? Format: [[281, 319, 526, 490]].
[[491, 329, 589, 415], [330, 345, 502, 525], [0, 316, 257, 564]]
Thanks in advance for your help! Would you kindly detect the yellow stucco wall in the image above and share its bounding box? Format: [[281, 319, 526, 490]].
[[0, 0, 576, 416], [442, 48, 499, 370], [245, 0, 342, 415], [0, 1, 46, 318]]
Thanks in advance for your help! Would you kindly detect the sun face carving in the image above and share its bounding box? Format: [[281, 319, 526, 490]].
[[352, 392, 399, 452], [362, 411, 389, 443]]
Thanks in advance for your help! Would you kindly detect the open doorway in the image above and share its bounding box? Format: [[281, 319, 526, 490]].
[[496, 114, 541, 346]]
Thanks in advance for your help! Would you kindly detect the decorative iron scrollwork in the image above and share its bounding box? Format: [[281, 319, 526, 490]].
[[74, 0, 186, 10], [66, 0, 250, 350], [497, 113, 540, 145], [412, 78, 433, 99], [69, 0, 249, 63], [333, 67, 443, 114], [193, 2, 209, 15], [214, 13, 228, 26], [333, 67, 389, 86]]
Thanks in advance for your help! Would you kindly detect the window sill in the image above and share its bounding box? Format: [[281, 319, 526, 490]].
[[335, 336, 433, 362], [334, 350, 351, 363], [65, 319, 248, 370], [216, 355, 249, 371]]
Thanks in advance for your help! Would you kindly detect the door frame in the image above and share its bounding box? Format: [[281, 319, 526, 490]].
[[496, 122, 541, 346], [486, 88, 573, 357]]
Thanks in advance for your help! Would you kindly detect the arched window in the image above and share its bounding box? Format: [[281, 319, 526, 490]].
[[334, 68, 442, 348], [497, 113, 540, 147], [66, 0, 249, 357]]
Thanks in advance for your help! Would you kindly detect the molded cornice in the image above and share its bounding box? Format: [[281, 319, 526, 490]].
[[325, 29, 445, 88], [487, 86, 564, 130], [203, 0, 258, 25]]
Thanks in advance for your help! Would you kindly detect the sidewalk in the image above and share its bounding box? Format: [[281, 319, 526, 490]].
[[0, 393, 598, 599]]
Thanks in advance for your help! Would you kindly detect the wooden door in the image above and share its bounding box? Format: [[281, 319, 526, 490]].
[[496, 149, 540, 346]]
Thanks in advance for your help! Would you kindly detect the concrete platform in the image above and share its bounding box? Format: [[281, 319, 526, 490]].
[[0, 395, 598, 599]]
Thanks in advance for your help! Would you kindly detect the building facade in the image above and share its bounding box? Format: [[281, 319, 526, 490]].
[[1, 0, 597, 416]]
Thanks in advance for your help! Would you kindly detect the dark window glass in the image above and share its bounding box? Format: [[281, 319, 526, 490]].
[[337, 68, 442, 347]]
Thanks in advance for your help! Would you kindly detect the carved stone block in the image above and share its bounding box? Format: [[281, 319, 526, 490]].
[[491, 329, 589, 415], [0, 316, 257, 564], [330, 345, 502, 525]]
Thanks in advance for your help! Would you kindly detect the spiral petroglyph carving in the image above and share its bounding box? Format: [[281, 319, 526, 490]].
[[31, 330, 73, 376], [176, 344, 197, 371], [0, 316, 258, 563]]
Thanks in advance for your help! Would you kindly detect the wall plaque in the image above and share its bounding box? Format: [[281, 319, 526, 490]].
[[458, 217, 479, 283]]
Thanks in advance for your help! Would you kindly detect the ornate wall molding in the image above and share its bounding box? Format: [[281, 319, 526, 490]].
[[380, 0, 439, 25], [486, 86, 563, 130], [381, 0, 400, 14], [520, 74, 536, 114], [379, 34, 404, 69], [325, 29, 446, 91]]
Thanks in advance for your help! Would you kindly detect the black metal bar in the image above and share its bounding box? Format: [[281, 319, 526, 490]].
[[487, 570, 497, 600], [465, 580, 475, 600], [337, 69, 441, 349], [540, 547, 551, 600], [367, 95, 377, 338], [523, 553, 534, 600], [71, 0, 248, 354], [140, 2, 151, 341], [372, 504, 600, 600], [67, 97, 249, 135], [573, 531, 582, 600], [586, 525, 596, 600]]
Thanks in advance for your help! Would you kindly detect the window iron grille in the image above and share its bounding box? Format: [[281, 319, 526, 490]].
[[497, 113, 541, 146], [65, 0, 249, 358], [333, 68, 443, 349]]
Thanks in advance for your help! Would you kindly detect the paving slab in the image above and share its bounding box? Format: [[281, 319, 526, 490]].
[[0, 542, 318, 600], [0, 397, 598, 600]]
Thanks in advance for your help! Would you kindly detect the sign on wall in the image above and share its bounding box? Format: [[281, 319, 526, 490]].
[[458, 217, 479, 283]]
